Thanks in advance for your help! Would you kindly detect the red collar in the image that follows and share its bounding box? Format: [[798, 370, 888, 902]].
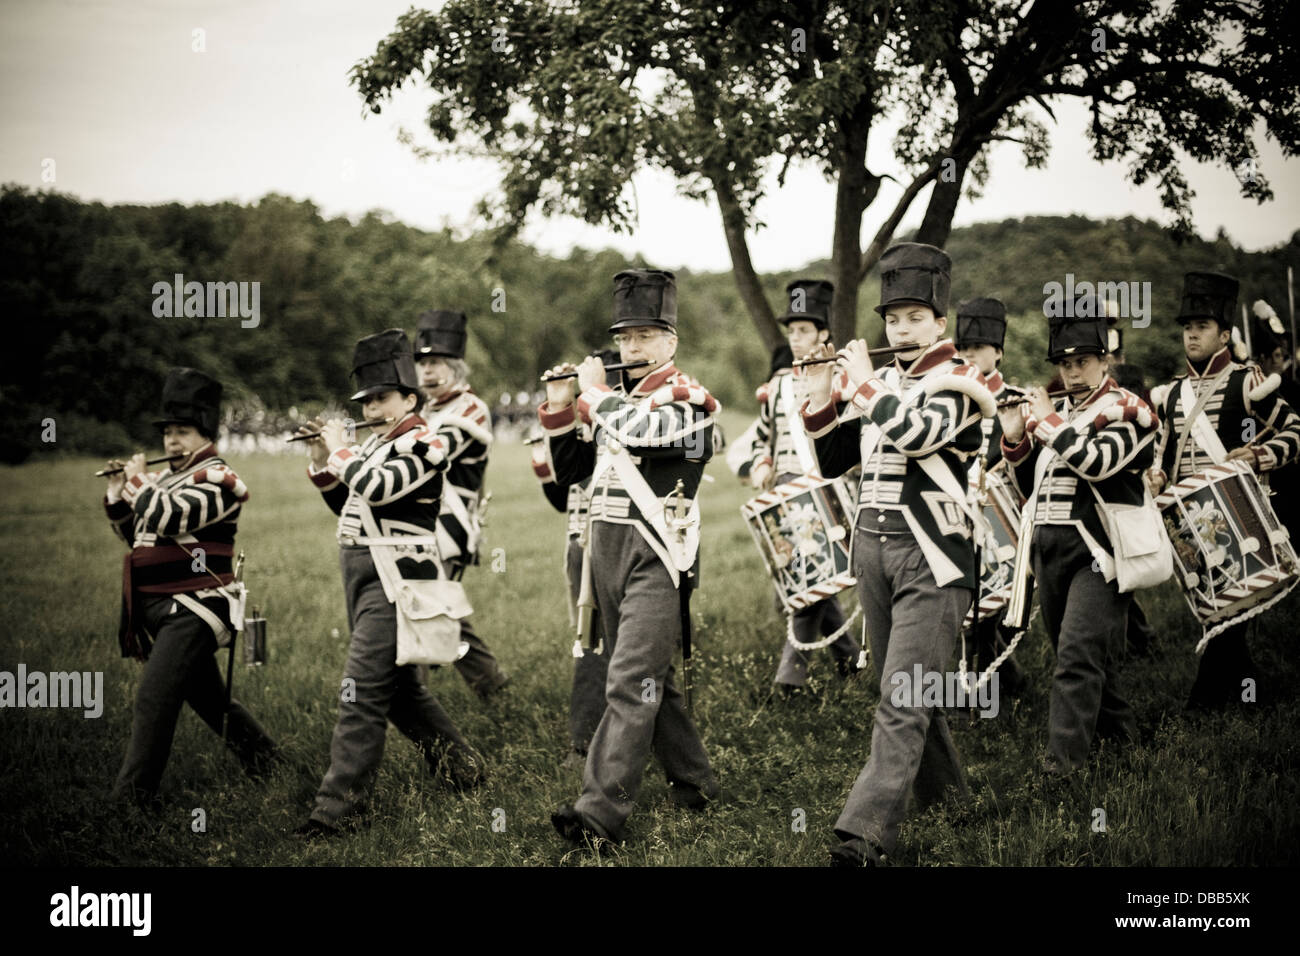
[[1186, 346, 1233, 378], [895, 340, 956, 377], [171, 443, 217, 472], [630, 362, 679, 396], [428, 386, 469, 409], [383, 413, 425, 441], [984, 369, 1005, 394]]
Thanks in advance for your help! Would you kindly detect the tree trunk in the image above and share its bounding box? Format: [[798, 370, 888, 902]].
[[830, 109, 872, 347], [714, 177, 781, 353], [915, 151, 970, 248]]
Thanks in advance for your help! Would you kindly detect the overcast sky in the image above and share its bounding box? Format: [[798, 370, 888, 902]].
[[2, 0, 1296, 273]]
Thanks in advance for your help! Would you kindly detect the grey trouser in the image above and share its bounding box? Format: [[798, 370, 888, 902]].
[[1031, 525, 1136, 771], [1188, 620, 1253, 708], [446, 558, 510, 697], [311, 547, 474, 826], [573, 522, 717, 839], [1126, 598, 1157, 656], [834, 528, 972, 856], [566, 538, 609, 753], [112, 594, 277, 806], [774, 595, 857, 686]]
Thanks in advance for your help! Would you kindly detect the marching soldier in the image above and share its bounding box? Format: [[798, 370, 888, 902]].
[[999, 293, 1156, 774], [953, 296, 1025, 694], [543, 269, 720, 846], [296, 330, 484, 838], [531, 349, 619, 768], [1147, 274, 1300, 710], [750, 280, 862, 692], [104, 367, 279, 808], [801, 243, 996, 866], [413, 309, 511, 700], [1056, 312, 1159, 658]]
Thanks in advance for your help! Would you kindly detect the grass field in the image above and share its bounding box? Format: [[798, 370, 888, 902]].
[[3, 409, 1298, 866]]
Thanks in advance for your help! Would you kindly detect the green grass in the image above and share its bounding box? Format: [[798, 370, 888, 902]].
[[3, 412, 1298, 866]]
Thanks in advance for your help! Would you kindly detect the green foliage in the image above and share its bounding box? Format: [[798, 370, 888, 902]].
[[2, 184, 1297, 464], [350, 1, 916, 232], [350, 0, 1299, 354]]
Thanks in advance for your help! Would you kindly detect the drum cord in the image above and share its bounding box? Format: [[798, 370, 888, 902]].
[[784, 602, 864, 653], [957, 608, 1036, 697]]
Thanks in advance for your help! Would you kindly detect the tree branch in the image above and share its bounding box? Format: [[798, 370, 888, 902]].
[[711, 171, 781, 351], [859, 159, 942, 283]]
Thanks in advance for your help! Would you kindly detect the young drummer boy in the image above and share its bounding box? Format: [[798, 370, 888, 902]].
[[1147, 273, 1300, 710], [750, 280, 862, 693]]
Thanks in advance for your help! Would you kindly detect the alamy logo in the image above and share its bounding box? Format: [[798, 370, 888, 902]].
[[50, 886, 151, 936], [889, 665, 1000, 718], [1042, 274, 1151, 328], [0, 665, 103, 718], [151, 273, 260, 328]]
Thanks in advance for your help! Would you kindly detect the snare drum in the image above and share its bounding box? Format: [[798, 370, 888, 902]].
[[1156, 461, 1300, 644], [965, 468, 1022, 626], [742, 475, 856, 612]]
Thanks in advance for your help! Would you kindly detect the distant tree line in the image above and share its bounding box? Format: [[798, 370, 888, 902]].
[[0, 184, 1295, 463]]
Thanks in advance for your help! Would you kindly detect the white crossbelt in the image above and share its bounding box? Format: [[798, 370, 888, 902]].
[[586, 412, 712, 589], [779, 374, 818, 475], [340, 535, 441, 547], [1179, 377, 1229, 465]]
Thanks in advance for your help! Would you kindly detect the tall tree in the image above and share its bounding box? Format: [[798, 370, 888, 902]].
[[912, 0, 1298, 249], [352, 1, 1297, 349]]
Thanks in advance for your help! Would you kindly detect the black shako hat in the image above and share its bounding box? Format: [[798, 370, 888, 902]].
[[1048, 291, 1110, 362], [415, 309, 468, 360], [350, 328, 421, 402], [1176, 272, 1238, 328], [875, 242, 952, 317], [769, 343, 794, 377], [610, 269, 677, 333], [779, 279, 834, 330], [1251, 300, 1291, 358], [954, 297, 1006, 349], [153, 367, 222, 439]]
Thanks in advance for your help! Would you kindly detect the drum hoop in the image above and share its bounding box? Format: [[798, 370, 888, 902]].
[[1157, 463, 1300, 649]]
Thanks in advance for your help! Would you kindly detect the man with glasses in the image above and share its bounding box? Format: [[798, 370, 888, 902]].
[[412, 308, 510, 701], [541, 269, 721, 847]]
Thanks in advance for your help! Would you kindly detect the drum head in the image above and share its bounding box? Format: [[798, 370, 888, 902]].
[[742, 475, 856, 611], [1159, 463, 1300, 629]]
